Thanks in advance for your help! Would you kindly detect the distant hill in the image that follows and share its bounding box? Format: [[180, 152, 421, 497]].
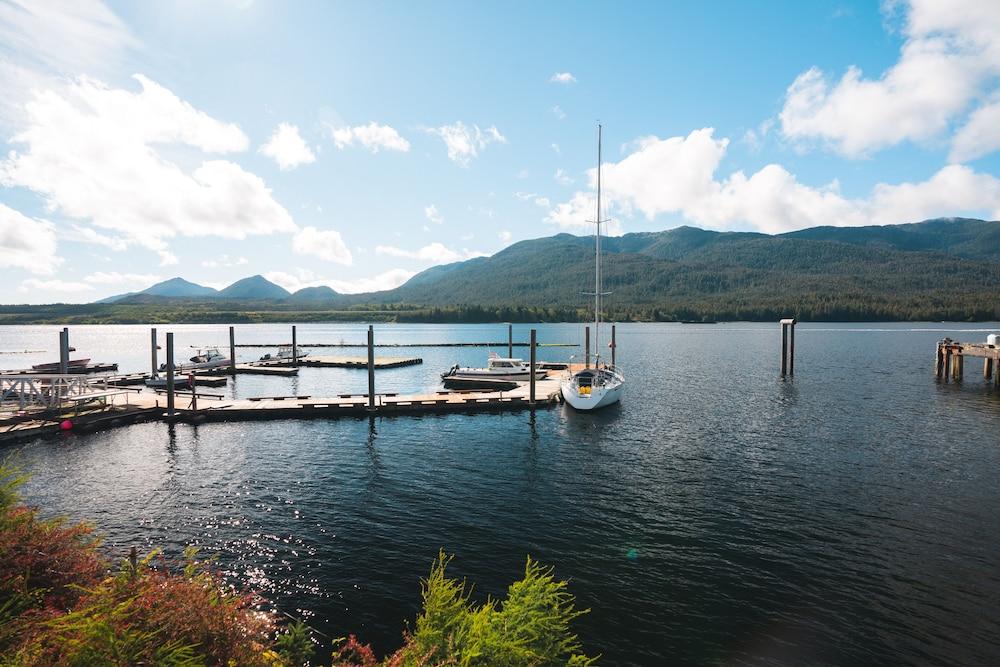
[[217, 275, 290, 299], [72, 217, 1000, 322], [289, 286, 340, 301]]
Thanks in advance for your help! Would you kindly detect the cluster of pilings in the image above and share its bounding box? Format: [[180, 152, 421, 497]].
[[936, 337, 1000, 387]]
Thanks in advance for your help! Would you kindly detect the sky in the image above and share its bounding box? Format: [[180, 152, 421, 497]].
[[1, 0, 999, 304]]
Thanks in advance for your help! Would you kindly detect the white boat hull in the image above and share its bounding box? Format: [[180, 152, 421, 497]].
[[560, 377, 623, 411]]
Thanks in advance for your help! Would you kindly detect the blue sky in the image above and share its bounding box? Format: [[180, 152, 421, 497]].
[[1, 0, 998, 303]]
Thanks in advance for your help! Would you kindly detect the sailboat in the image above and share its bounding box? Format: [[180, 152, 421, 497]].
[[561, 124, 625, 411]]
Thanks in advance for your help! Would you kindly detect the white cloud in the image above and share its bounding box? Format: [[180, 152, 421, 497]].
[[516, 192, 550, 208], [0, 75, 295, 262], [516, 168, 529, 179], [426, 122, 507, 167], [949, 96, 1000, 163], [499, 230, 512, 242], [259, 122, 316, 170], [779, 0, 1000, 157], [0, 0, 139, 128], [328, 122, 410, 153], [551, 143, 561, 154], [549, 72, 576, 84], [83, 271, 162, 287], [264, 267, 416, 295], [552, 105, 566, 120], [0, 203, 60, 274], [548, 127, 1000, 235], [425, 204, 444, 225], [201, 254, 248, 268], [65, 224, 128, 251], [292, 226, 352, 265], [158, 250, 179, 266], [21, 278, 92, 293], [554, 168, 573, 185], [328, 269, 416, 294], [375, 242, 485, 264]]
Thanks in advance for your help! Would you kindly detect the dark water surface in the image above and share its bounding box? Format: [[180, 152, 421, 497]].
[[3, 322, 1000, 665]]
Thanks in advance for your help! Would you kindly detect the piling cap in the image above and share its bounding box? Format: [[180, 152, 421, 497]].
[[779, 318, 797, 325]]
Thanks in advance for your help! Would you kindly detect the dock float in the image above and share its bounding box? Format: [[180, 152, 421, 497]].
[[249, 356, 422, 370]]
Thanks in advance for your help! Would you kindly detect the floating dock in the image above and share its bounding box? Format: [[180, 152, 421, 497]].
[[249, 356, 422, 370]]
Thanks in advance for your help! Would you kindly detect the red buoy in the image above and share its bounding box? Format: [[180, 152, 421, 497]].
[[60, 420, 73, 431]]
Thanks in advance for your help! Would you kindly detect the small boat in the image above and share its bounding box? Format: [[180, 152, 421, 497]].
[[441, 353, 547, 382], [145, 376, 193, 389], [31, 358, 91, 372], [157, 347, 229, 373], [561, 124, 625, 411], [259, 345, 308, 361]]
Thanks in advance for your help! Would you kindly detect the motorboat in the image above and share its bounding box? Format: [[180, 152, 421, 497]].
[[157, 347, 230, 373], [441, 353, 547, 382], [259, 345, 308, 361], [561, 124, 625, 411]]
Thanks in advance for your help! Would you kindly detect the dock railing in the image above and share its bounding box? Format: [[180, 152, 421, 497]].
[[1, 374, 110, 411]]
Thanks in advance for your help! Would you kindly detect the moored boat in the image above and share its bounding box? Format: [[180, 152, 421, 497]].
[[31, 358, 91, 372], [560, 124, 625, 411], [157, 347, 229, 373], [441, 353, 547, 382], [259, 345, 308, 361]]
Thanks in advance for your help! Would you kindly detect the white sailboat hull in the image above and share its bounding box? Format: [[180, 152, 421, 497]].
[[560, 374, 624, 411]]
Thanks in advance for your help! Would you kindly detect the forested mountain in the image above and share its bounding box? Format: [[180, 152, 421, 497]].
[[9, 217, 999, 323]]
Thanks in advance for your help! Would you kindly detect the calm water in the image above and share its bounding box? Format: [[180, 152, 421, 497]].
[[3, 322, 1000, 665]]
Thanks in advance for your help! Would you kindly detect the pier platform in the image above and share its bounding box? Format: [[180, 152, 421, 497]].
[[250, 356, 422, 370], [936, 338, 1000, 387]]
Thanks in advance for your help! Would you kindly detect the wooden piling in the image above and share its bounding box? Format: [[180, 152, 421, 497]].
[[779, 318, 796, 377], [611, 323, 616, 367], [292, 325, 298, 364], [934, 342, 943, 378], [507, 323, 513, 359], [585, 326, 590, 369], [229, 326, 236, 375], [151, 328, 158, 376], [944, 348, 952, 382], [367, 325, 375, 411], [166, 332, 175, 416], [780, 323, 788, 377], [984, 358, 994, 381], [955, 353, 964, 381], [59, 328, 69, 375], [529, 329, 537, 406], [789, 322, 795, 377]]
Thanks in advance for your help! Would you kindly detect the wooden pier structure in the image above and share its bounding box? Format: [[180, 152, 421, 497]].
[[936, 338, 1000, 387], [0, 326, 565, 444]]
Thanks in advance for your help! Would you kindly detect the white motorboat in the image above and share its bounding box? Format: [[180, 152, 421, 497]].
[[441, 353, 548, 382], [561, 124, 625, 411], [260, 345, 308, 361], [157, 347, 230, 373]]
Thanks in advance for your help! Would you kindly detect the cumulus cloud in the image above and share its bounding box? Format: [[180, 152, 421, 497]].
[[264, 267, 416, 295], [499, 230, 512, 242], [554, 168, 573, 185], [426, 122, 506, 167], [292, 226, 352, 265], [65, 225, 128, 251], [375, 242, 485, 264], [201, 254, 248, 268], [552, 105, 566, 120], [328, 121, 410, 153], [425, 204, 444, 224], [549, 72, 576, 84], [20, 278, 92, 293], [779, 0, 1000, 157], [0, 0, 139, 128], [0, 203, 60, 274], [949, 96, 1000, 163], [0, 75, 295, 264], [548, 127, 1000, 235], [83, 271, 162, 287], [259, 122, 316, 170]]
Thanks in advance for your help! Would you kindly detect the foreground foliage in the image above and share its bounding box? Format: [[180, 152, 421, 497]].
[[1, 463, 595, 665]]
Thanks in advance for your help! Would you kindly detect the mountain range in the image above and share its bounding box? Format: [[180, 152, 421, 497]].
[[50, 216, 999, 322]]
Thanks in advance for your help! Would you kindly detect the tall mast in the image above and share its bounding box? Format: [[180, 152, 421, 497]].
[[594, 124, 602, 360]]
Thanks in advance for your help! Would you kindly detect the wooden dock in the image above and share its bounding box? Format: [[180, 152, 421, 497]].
[[935, 338, 1000, 387], [197, 363, 298, 377], [249, 356, 422, 370]]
